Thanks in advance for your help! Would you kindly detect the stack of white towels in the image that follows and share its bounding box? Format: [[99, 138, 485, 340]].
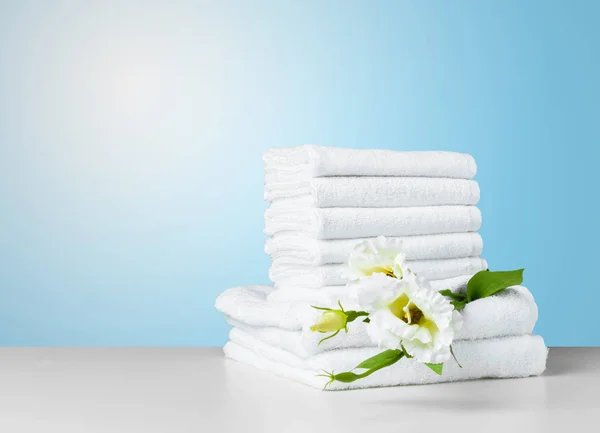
[[217, 145, 547, 390]]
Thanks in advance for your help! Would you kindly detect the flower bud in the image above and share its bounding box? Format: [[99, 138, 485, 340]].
[[310, 310, 347, 333]]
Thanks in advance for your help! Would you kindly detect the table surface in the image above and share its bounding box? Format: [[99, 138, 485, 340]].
[[0, 347, 597, 433]]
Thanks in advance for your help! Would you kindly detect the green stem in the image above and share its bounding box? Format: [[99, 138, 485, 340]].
[[450, 345, 462, 368], [317, 329, 340, 345], [318, 350, 405, 389]]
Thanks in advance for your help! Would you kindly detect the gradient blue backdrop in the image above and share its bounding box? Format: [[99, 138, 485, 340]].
[[1, 1, 598, 346]]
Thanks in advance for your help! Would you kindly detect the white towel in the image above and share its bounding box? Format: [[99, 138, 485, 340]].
[[265, 205, 482, 239], [265, 177, 480, 207], [266, 232, 484, 266], [224, 330, 547, 390], [216, 286, 313, 331], [264, 145, 477, 181], [215, 285, 539, 346], [269, 257, 488, 289], [226, 284, 537, 357], [266, 274, 474, 304]]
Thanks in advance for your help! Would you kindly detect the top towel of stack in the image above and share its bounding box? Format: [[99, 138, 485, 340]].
[[265, 145, 481, 236], [265, 145, 478, 204], [265, 145, 477, 186], [263, 145, 486, 295]]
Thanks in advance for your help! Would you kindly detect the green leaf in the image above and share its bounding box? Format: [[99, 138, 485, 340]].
[[345, 310, 369, 323], [425, 363, 443, 375], [362, 317, 370, 323], [466, 269, 524, 302], [450, 299, 467, 311], [345, 311, 357, 322], [318, 350, 405, 386], [439, 289, 468, 311], [438, 289, 467, 301], [356, 349, 402, 370]]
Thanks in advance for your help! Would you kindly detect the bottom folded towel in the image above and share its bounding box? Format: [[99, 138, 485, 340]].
[[224, 329, 548, 390]]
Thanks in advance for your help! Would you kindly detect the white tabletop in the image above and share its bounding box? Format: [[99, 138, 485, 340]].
[[0, 347, 597, 432]]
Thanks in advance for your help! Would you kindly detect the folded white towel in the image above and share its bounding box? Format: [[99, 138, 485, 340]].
[[264, 145, 477, 181], [269, 257, 488, 289], [224, 330, 547, 390], [266, 232, 484, 266], [226, 284, 537, 358], [265, 177, 480, 207], [215, 285, 538, 346], [266, 274, 474, 304], [265, 205, 482, 239], [216, 286, 313, 331]]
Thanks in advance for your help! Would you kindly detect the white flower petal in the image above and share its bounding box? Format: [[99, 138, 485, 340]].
[[411, 325, 433, 344], [355, 266, 460, 364], [345, 237, 409, 280]]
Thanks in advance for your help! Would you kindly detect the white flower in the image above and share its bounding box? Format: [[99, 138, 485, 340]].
[[353, 273, 462, 364], [345, 236, 408, 281]]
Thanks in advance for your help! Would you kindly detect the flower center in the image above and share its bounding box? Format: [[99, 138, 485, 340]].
[[369, 266, 395, 278], [403, 303, 424, 324], [388, 295, 425, 325]]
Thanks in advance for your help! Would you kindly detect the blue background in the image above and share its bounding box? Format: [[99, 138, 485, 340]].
[[1, 1, 598, 346]]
